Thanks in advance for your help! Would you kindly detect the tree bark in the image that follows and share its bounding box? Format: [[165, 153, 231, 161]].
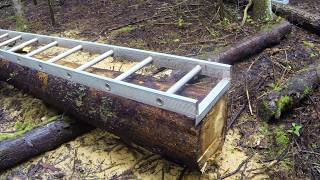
[[209, 21, 292, 64], [253, 0, 273, 20], [0, 119, 93, 171], [0, 59, 228, 169], [47, 0, 55, 26], [257, 62, 320, 121], [272, 3, 320, 35]]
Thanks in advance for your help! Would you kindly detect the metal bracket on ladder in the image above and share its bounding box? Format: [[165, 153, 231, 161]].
[[0, 29, 231, 126]]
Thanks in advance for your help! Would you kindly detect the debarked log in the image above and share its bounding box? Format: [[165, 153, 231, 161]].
[[0, 119, 93, 171], [0, 59, 228, 169], [257, 62, 320, 121], [209, 21, 292, 64]]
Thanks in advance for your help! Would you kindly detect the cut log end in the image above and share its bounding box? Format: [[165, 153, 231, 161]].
[[198, 96, 227, 168]]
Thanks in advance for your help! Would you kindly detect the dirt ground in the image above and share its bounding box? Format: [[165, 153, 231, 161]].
[[0, 0, 319, 179]]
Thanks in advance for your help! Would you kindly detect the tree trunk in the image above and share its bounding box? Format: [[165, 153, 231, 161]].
[[12, 0, 26, 31], [0, 119, 93, 171], [0, 59, 228, 169], [47, 0, 55, 26], [253, 0, 273, 21], [257, 62, 320, 121]]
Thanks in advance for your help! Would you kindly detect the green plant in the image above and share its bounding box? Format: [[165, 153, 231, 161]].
[[288, 123, 303, 137], [275, 126, 289, 147], [303, 40, 315, 48], [177, 17, 184, 27]]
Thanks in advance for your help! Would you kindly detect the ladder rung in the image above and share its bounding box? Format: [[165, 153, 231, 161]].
[[26, 41, 58, 57], [76, 50, 113, 71], [0, 35, 22, 47], [166, 65, 202, 94], [115, 56, 153, 81], [9, 38, 38, 52], [0, 33, 8, 39], [47, 45, 82, 63]]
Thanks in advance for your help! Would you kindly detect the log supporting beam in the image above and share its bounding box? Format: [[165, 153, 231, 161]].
[[0, 59, 228, 169]]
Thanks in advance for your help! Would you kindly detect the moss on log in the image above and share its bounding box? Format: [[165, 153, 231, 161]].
[[0, 59, 228, 169], [257, 62, 320, 121]]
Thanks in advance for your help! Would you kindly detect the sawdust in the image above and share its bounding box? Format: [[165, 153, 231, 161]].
[[1, 124, 268, 179]]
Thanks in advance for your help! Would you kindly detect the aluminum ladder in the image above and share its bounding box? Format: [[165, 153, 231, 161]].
[[0, 29, 231, 126]]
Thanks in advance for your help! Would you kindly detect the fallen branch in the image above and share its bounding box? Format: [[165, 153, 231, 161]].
[[209, 21, 292, 64], [0, 118, 93, 171], [273, 3, 320, 35], [257, 62, 320, 121]]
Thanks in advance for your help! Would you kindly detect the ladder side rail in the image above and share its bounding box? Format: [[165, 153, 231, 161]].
[[0, 29, 231, 79], [0, 50, 199, 118], [115, 56, 153, 81], [76, 50, 113, 71], [195, 79, 230, 125], [26, 41, 58, 57], [166, 65, 202, 94], [47, 45, 82, 63], [9, 38, 38, 52]]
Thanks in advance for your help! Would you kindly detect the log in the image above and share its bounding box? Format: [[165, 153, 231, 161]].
[[257, 62, 320, 121], [273, 3, 320, 35], [0, 59, 228, 169], [0, 118, 93, 171], [208, 21, 292, 64]]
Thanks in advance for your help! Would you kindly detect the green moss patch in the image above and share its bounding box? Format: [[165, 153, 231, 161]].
[[0, 82, 61, 141], [275, 95, 292, 119]]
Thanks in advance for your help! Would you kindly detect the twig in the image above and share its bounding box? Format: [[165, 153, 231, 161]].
[[219, 156, 252, 180], [100, 13, 165, 35], [227, 104, 246, 130], [0, 4, 11, 9], [307, 95, 320, 120], [245, 78, 253, 115], [241, 0, 253, 26]]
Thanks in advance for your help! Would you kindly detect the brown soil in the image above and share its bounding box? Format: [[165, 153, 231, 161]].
[[0, 0, 319, 179]]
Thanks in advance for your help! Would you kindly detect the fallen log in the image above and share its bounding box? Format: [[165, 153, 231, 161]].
[[0, 59, 228, 169], [273, 3, 320, 36], [209, 21, 292, 64], [257, 62, 320, 121], [0, 118, 93, 171]]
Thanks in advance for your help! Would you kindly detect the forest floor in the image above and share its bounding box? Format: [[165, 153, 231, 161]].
[[0, 0, 319, 179]]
